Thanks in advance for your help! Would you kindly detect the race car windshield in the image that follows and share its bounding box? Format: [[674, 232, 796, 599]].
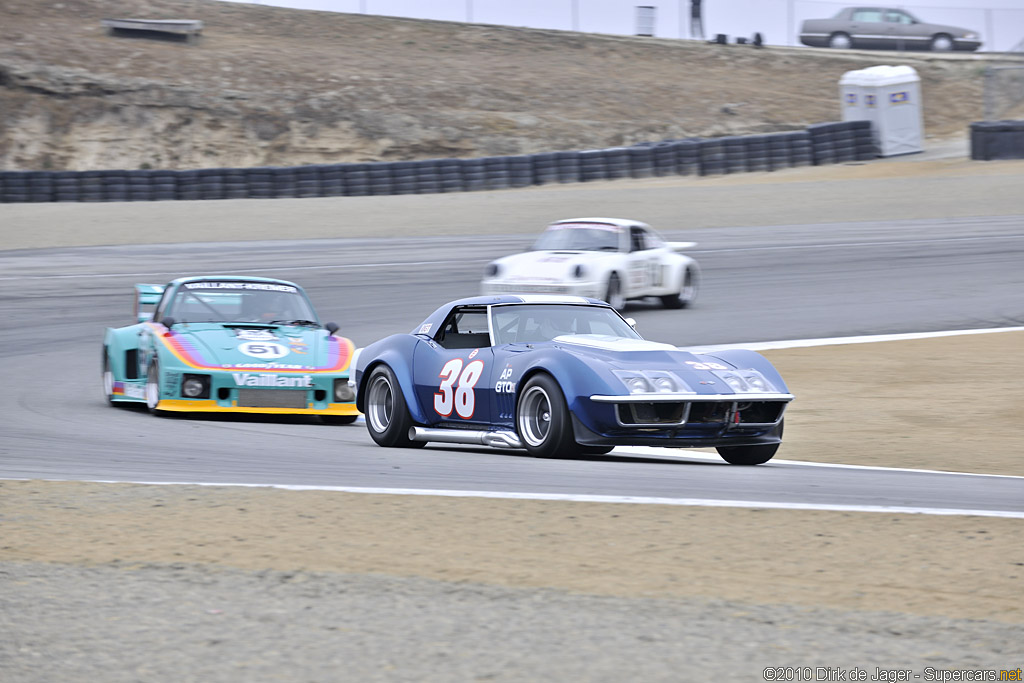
[[491, 304, 641, 344], [168, 282, 318, 324], [532, 225, 620, 252]]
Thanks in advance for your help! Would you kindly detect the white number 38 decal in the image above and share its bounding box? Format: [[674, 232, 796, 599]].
[[435, 358, 485, 419]]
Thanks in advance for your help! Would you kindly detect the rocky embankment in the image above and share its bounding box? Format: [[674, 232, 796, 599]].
[[0, 0, 997, 171]]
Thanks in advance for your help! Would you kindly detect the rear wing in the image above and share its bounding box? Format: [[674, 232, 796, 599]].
[[133, 284, 165, 323]]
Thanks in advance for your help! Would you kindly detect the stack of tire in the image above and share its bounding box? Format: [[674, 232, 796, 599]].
[[722, 137, 748, 173], [555, 151, 581, 183], [807, 121, 876, 165], [970, 120, 1024, 160], [698, 138, 726, 176], [531, 153, 559, 185], [342, 164, 370, 196], [434, 159, 464, 193], [0, 121, 887, 204], [578, 149, 608, 182], [627, 145, 655, 178]]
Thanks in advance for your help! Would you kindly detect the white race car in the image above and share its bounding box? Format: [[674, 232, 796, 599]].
[[481, 217, 700, 310]]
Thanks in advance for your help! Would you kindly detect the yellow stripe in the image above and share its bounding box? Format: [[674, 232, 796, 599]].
[[156, 400, 360, 415]]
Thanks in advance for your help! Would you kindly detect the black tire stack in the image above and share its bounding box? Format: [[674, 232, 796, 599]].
[[555, 151, 580, 183], [578, 149, 608, 182], [531, 152, 559, 186], [970, 120, 1024, 160], [627, 145, 655, 179], [0, 120, 894, 204], [699, 138, 726, 176]]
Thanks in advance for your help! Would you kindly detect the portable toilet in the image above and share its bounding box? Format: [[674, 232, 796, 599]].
[[839, 69, 870, 123], [840, 65, 923, 157]]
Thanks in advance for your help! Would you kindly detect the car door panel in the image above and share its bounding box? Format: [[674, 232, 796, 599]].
[[413, 344, 495, 426]]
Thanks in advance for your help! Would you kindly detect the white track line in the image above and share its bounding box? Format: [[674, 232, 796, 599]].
[[3, 478, 1022, 518], [612, 446, 1024, 479], [682, 326, 1024, 352]]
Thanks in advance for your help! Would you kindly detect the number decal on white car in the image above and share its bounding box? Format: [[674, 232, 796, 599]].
[[434, 358, 485, 418]]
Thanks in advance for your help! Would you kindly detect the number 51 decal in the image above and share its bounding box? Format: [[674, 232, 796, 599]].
[[435, 358, 485, 419]]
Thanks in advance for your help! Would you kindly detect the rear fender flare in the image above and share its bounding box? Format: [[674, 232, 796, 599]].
[[103, 325, 145, 381]]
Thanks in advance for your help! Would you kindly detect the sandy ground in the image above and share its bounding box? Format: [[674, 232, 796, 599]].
[[2, 156, 1023, 627]]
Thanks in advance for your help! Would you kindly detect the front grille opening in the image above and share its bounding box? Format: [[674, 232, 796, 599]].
[[688, 402, 730, 423], [314, 389, 327, 402], [736, 401, 786, 424], [236, 389, 308, 409], [217, 387, 231, 400], [617, 402, 686, 425], [125, 349, 139, 379]]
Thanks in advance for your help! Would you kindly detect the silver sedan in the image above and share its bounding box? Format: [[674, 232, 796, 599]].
[[799, 7, 982, 52]]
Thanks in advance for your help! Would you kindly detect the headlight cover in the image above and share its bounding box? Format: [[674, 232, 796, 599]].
[[613, 370, 693, 395], [712, 369, 778, 394], [181, 374, 210, 399], [334, 379, 355, 402]]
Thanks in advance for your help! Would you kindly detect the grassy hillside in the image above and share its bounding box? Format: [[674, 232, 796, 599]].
[[0, 0, 1006, 170]]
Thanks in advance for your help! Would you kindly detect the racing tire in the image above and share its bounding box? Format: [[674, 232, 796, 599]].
[[661, 267, 698, 309], [102, 349, 115, 406], [321, 414, 358, 425], [716, 420, 783, 465], [828, 32, 852, 49], [364, 365, 425, 448], [145, 360, 167, 416], [516, 373, 578, 459], [930, 34, 954, 52], [604, 273, 625, 311]]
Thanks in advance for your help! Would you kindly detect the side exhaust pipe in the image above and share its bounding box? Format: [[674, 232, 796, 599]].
[[409, 426, 523, 450]]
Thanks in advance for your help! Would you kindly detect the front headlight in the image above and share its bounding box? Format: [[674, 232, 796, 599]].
[[334, 379, 355, 402], [963, 32, 977, 39], [613, 370, 692, 395], [573, 264, 586, 279], [720, 373, 748, 392], [624, 376, 651, 394], [485, 263, 500, 277], [181, 374, 210, 398], [713, 370, 777, 394]]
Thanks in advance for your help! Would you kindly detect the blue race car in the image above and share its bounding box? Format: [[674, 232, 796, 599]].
[[354, 295, 793, 465]]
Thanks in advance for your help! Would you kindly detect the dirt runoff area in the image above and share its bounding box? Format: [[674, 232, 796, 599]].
[[2, 331, 1022, 624]]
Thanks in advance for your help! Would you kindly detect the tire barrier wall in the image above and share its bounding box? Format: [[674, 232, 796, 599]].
[[0, 121, 877, 203], [970, 120, 1024, 161]]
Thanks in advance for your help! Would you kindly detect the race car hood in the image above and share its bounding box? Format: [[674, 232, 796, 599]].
[[548, 334, 787, 396], [493, 251, 611, 282], [156, 323, 355, 373]]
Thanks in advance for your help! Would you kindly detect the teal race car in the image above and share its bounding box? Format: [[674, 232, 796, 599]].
[[102, 275, 359, 423]]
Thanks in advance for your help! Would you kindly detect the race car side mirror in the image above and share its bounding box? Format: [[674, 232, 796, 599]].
[[325, 322, 339, 336], [625, 317, 637, 329], [160, 317, 176, 332]]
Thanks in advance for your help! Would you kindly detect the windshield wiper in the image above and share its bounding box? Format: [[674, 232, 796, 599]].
[[267, 319, 321, 327]]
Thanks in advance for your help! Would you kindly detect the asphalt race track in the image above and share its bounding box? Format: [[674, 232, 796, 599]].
[[1, 214, 1023, 514]]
